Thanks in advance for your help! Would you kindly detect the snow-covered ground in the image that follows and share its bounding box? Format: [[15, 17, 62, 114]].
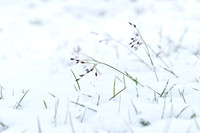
[[1, 0, 200, 132]]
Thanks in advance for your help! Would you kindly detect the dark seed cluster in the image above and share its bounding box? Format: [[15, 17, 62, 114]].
[[70, 58, 98, 81], [128, 22, 143, 50]]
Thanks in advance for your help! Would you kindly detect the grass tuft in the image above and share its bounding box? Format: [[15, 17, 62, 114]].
[[140, 118, 150, 126]]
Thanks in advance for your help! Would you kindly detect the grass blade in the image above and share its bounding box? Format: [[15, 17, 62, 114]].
[[113, 77, 116, 97], [43, 100, 47, 109], [69, 112, 75, 133], [70, 101, 97, 112], [15, 89, 29, 109], [37, 117, 42, 133], [109, 87, 126, 100], [131, 100, 138, 115], [71, 69, 81, 91], [160, 80, 169, 97], [176, 105, 190, 118], [0, 85, 3, 99]]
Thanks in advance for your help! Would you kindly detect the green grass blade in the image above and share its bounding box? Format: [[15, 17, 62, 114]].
[[109, 87, 126, 100], [176, 105, 190, 118], [71, 69, 81, 91], [15, 89, 29, 109]]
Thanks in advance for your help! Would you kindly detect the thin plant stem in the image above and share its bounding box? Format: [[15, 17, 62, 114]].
[[176, 105, 190, 118], [113, 77, 116, 97], [37, 117, 42, 133], [71, 70, 81, 91], [160, 79, 169, 97], [15, 89, 29, 109], [135, 27, 159, 81], [70, 101, 97, 112], [90, 57, 144, 87], [109, 87, 126, 100]]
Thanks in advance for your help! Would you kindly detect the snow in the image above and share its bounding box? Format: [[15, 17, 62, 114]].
[[1, 0, 200, 132]]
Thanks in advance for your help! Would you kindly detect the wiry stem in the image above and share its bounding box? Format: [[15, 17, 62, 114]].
[[132, 23, 159, 81], [89, 57, 144, 87]]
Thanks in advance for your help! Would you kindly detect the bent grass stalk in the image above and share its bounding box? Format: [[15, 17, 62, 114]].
[[89, 57, 143, 87]]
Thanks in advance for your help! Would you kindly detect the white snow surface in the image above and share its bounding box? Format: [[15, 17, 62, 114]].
[[1, 0, 200, 133]]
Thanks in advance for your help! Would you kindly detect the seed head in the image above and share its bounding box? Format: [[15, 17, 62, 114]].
[[80, 74, 84, 77], [80, 61, 85, 64], [95, 72, 98, 77]]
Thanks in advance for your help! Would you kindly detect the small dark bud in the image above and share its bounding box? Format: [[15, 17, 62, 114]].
[[129, 42, 132, 45], [76, 79, 80, 82], [131, 38, 134, 40], [70, 58, 75, 60], [95, 72, 98, 77], [137, 41, 139, 44], [90, 68, 94, 71], [135, 33, 139, 36], [133, 24, 136, 28], [134, 47, 138, 50], [131, 45, 134, 48], [86, 69, 90, 73], [76, 60, 79, 64], [80, 74, 84, 77], [80, 61, 85, 64], [128, 22, 132, 25]]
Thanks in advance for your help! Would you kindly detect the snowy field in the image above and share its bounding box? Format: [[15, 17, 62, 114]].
[[1, 0, 200, 132]]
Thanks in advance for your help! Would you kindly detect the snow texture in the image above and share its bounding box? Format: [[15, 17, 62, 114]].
[[1, 0, 200, 133]]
